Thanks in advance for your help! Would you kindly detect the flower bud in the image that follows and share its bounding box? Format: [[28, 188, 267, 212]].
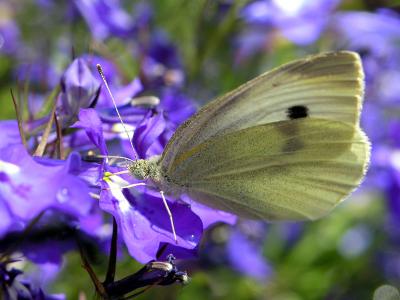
[[60, 58, 101, 122]]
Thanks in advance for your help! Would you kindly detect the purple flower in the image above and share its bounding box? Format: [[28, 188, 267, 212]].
[[332, 9, 400, 98], [113, 91, 195, 159], [74, 0, 135, 40], [160, 89, 196, 127], [227, 221, 272, 281], [116, 90, 195, 158], [145, 31, 182, 71], [0, 19, 20, 55], [0, 197, 13, 238], [0, 211, 108, 268], [15, 61, 60, 91], [0, 142, 94, 237], [110, 77, 143, 106], [77, 101, 236, 263], [332, 11, 400, 281], [237, 0, 340, 60], [0, 145, 57, 221], [131, 2, 153, 31], [0, 120, 22, 148], [59, 58, 101, 123], [140, 31, 185, 88], [333, 9, 400, 60], [182, 195, 236, 229], [26, 262, 61, 291], [97, 114, 205, 263], [133, 111, 166, 158], [333, 9, 400, 158], [197, 220, 271, 280], [241, 0, 338, 46], [83, 55, 143, 108], [0, 261, 65, 300], [72, 108, 108, 155], [385, 164, 400, 228], [100, 186, 203, 263], [234, 29, 273, 62], [332, 10, 400, 185]]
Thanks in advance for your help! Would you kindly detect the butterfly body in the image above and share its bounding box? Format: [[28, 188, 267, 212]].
[[127, 157, 186, 196], [128, 51, 370, 221]]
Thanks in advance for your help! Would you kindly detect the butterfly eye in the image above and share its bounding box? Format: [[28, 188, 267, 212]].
[[287, 105, 309, 119]]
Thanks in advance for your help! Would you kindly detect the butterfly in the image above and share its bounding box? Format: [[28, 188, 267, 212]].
[[102, 51, 370, 222]]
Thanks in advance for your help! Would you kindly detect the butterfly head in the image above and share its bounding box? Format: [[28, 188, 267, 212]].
[[128, 157, 161, 181]]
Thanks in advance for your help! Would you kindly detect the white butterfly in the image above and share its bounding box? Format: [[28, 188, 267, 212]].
[[103, 51, 370, 223]]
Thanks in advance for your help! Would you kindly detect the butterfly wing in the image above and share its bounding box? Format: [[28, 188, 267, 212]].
[[163, 118, 369, 220], [161, 51, 364, 173]]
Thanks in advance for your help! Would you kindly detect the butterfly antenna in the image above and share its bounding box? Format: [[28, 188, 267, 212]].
[[96, 64, 137, 160]]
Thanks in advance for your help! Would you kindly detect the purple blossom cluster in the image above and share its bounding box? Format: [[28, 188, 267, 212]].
[[1, 0, 400, 298], [332, 8, 400, 278], [237, 0, 339, 61], [0, 0, 243, 296]]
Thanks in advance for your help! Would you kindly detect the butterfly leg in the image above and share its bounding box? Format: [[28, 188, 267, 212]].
[[160, 191, 178, 244]]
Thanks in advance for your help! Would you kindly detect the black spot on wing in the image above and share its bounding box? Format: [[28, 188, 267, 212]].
[[287, 105, 309, 119]]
